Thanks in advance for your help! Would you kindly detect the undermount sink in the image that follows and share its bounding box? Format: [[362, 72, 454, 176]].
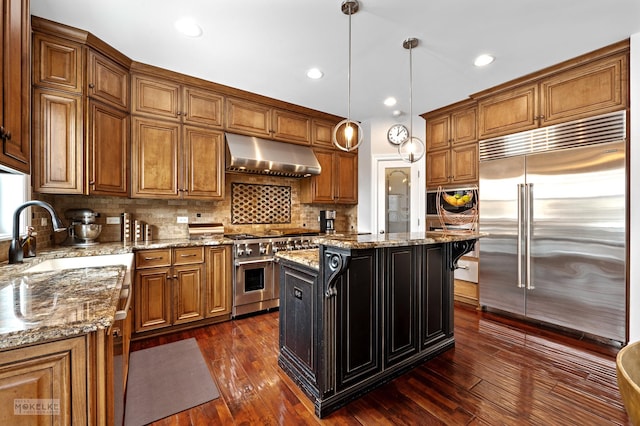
[[24, 253, 134, 273]]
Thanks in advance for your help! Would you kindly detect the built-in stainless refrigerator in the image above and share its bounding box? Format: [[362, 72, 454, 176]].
[[478, 111, 627, 344]]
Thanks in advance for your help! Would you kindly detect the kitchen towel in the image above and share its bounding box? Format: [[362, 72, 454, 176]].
[[124, 338, 219, 426]]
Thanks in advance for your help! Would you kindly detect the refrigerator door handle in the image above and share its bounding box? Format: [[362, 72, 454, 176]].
[[526, 183, 534, 290], [517, 183, 525, 288]]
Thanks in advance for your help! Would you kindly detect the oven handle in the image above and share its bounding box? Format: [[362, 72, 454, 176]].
[[235, 258, 274, 266]]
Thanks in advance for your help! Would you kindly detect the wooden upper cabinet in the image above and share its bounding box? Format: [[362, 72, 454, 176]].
[[423, 100, 478, 189], [424, 100, 477, 151], [132, 74, 181, 120], [225, 97, 271, 137], [32, 88, 83, 194], [335, 151, 358, 204], [451, 144, 479, 184], [312, 119, 337, 148], [301, 148, 335, 203], [32, 32, 83, 93], [540, 53, 628, 126], [225, 97, 312, 145], [87, 49, 129, 110], [300, 148, 358, 204], [0, 0, 30, 173], [131, 116, 180, 198], [475, 45, 628, 139], [183, 126, 224, 199], [477, 84, 537, 139], [88, 100, 130, 196], [272, 109, 310, 145], [131, 116, 224, 200], [183, 86, 224, 128]]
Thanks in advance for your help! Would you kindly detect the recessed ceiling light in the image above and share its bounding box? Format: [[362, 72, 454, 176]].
[[384, 97, 397, 107], [174, 17, 203, 38], [474, 54, 495, 67], [307, 68, 324, 79]]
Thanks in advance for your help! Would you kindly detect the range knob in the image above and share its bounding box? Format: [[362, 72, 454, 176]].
[[259, 243, 267, 255], [244, 243, 252, 255], [236, 246, 245, 256]]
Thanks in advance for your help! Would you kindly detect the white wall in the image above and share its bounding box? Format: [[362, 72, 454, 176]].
[[629, 32, 639, 343]]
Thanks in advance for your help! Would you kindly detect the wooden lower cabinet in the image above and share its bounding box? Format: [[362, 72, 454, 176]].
[[134, 247, 205, 333], [0, 331, 113, 426], [134, 245, 232, 336], [205, 246, 232, 318]]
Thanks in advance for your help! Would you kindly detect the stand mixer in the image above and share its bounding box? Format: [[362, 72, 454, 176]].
[[64, 208, 102, 246]]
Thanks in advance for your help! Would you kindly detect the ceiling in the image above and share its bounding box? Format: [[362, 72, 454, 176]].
[[30, 0, 640, 124]]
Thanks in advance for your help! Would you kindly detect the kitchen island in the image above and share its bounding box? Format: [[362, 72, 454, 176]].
[[276, 231, 482, 418]]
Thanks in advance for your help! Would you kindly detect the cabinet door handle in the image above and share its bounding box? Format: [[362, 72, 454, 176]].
[[166, 275, 172, 279], [0, 127, 11, 140], [145, 256, 164, 261], [173, 275, 178, 279]]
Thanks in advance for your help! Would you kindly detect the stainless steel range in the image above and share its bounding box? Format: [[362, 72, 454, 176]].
[[227, 231, 318, 317]]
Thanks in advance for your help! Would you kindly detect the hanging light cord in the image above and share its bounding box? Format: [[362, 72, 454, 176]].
[[347, 2, 353, 127], [408, 41, 413, 141]]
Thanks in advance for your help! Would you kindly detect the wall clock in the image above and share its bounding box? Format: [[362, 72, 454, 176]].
[[387, 124, 409, 145]]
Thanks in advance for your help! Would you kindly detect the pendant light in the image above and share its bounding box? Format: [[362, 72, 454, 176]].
[[332, 0, 364, 152], [398, 37, 425, 163]]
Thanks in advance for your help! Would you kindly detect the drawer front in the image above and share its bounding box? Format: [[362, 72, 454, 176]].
[[454, 258, 478, 283], [135, 249, 172, 268], [173, 247, 204, 265]]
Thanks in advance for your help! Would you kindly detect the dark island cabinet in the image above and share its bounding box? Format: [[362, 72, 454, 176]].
[[279, 241, 460, 418], [279, 260, 318, 387], [384, 246, 420, 368], [335, 249, 381, 391]]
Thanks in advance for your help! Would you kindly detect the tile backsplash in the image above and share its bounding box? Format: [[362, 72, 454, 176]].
[[0, 173, 357, 261]]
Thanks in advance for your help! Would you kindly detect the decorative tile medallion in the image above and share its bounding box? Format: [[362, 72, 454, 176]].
[[231, 183, 291, 224]]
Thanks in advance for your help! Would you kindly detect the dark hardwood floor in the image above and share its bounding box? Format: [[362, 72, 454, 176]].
[[130, 304, 630, 425]]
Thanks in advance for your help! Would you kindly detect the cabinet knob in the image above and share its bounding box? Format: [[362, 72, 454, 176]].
[[0, 127, 11, 140], [88, 83, 95, 89]]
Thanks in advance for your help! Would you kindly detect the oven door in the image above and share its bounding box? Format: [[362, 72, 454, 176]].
[[235, 259, 274, 306]]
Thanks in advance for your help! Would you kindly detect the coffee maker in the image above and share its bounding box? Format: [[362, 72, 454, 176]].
[[64, 208, 102, 246], [320, 210, 336, 234]]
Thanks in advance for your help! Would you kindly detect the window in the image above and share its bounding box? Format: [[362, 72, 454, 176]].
[[0, 173, 30, 241]]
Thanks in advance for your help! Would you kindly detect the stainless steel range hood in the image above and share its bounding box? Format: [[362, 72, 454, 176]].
[[225, 133, 321, 178]]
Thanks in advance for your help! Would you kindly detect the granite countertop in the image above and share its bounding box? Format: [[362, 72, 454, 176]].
[[0, 236, 231, 351], [0, 265, 126, 349], [314, 231, 485, 250], [275, 249, 320, 270]]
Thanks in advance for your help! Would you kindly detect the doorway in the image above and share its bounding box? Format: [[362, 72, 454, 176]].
[[374, 157, 424, 235]]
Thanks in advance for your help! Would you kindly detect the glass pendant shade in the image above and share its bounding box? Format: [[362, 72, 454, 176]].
[[399, 136, 425, 163]]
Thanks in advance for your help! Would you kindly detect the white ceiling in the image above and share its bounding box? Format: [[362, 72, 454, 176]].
[[30, 0, 640, 123]]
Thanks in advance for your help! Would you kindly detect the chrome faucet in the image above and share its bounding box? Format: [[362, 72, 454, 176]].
[[8, 200, 66, 264]]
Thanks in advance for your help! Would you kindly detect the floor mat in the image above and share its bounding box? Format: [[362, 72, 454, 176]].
[[124, 338, 219, 426]]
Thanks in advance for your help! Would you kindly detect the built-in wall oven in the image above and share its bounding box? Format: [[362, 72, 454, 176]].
[[227, 232, 318, 317]]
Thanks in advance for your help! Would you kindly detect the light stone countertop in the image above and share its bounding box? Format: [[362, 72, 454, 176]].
[[275, 249, 320, 270], [0, 237, 232, 351]]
